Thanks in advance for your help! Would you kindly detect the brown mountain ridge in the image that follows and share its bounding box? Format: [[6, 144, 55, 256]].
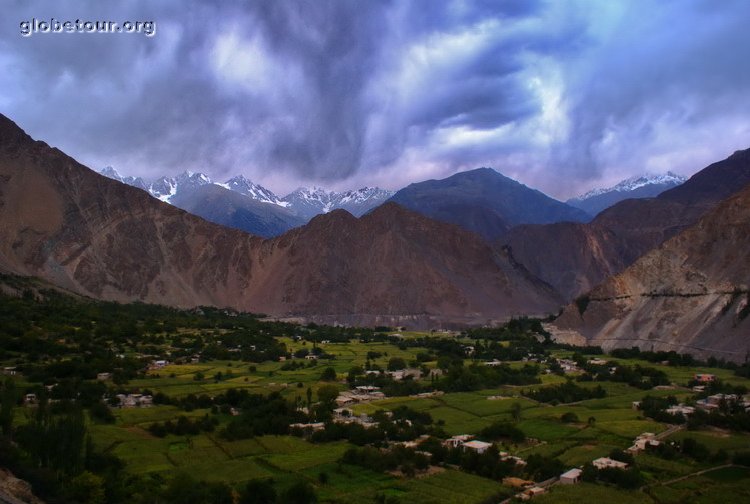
[[551, 183, 750, 361], [0, 113, 561, 327], [503, 148, 750, 301]]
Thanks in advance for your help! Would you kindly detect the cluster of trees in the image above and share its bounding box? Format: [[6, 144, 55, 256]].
[[638, 395, 685, 424], [478, 420, 525, 444], [578, 362, 670, 390], [342, 445, 430, 476], [221, 392, 307, 440], [610, 346, 742, 371], [524, 381, 606, 404], [438, 362, 540, 392], [581, 463, 644, 489], [686, 404, 750, 432], [649, 437, 725, 463], [0, 390, 135, 504], [465, 317, 550, 342], [148, 414, 218, 437]]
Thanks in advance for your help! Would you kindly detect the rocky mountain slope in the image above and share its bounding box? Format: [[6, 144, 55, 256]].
[[567, 172, 686, 217], [387, 168, 590, 240], [551, 183, 750, 361], [0, 114, 560, 326], [504, 149, 750, 301]]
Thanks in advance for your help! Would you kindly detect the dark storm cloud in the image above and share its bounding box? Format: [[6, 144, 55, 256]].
[[550, 0, 750, 194], [1, 0, 749, 197]]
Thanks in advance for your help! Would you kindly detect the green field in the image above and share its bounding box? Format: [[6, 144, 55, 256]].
[[8, 307, 750, 504]]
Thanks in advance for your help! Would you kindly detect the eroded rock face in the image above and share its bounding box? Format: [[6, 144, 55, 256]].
[[0, 114, 561, 326], [0, 468, 45, 504], [503, 148, 750, 302], [553, 185, 750, 361]]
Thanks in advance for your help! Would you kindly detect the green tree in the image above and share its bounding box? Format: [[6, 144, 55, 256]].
[[0, 378, 16, 437], [387, 357, 406, 371], [317, 385, 339, 405], [66, 470, 105, 504], [240, 479, 277, 504], [510, 402, 522, 422], [320, 367, 337, 381], [281, 481, 317, 504]]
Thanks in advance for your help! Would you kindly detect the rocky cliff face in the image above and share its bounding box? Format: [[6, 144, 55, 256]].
[[0, 114, 561, 326], [552, 184, 750, 361], [504, 148, 750, 301]]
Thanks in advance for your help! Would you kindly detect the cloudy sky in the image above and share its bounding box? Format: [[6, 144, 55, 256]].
[[2, 0, 750, 199]]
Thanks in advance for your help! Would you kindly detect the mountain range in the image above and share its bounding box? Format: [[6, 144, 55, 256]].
[[0, 113, 560, 327], [4, 110, 750, 358], [100, 167, 393, 237], [567, 172, 687, 217], [102, 165, 689, 242]]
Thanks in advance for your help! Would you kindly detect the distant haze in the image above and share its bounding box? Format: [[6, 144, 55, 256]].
[[3, 0, 750, 199]]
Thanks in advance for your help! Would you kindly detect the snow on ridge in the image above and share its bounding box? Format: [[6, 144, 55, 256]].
[[573, 172, 687, 201], [99, 167, 391, 216]]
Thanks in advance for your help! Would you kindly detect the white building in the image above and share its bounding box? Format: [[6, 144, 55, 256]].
[[443, 434, 474, 449], [559, 468, 582, 484], [462, 440, 493, 454], [592, 457, 628, 470]]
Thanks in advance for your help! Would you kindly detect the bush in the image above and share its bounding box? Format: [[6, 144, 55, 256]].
[[320, 367, 337, 381], [560, 412, 579, 423]]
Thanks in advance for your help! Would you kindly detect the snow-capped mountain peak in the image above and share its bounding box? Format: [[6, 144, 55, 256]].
[[222, 175, 287, 206], [574, 172, 687, 201], [99, 167, 393, 220], [280, 186, 395, 219], [567, 171, 688, 216], [99, 166, 149, 192]]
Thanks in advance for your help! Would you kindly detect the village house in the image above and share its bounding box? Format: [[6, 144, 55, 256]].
[[386, 368, 421, 381], [24, 393, 37, 405], [587, 358, 608, 366], [462, 440, 493, 454], [289, 422, 325, 432], [519, 486, 547, 501], [665, 404, 695, 416], [335, 386, 385, 407], [695, 393, 745, 411], [502, 477, 534, 489], [2, 367, 17, 376], [332, 408, 378, 428], [443, 434, 474, 449], [116, 393, 154, 408], [592, 457, 629, 470], [96, 372, 112, 381], [694, 373, 716, 383], [558, 359, 581, 373], [559, 468, 582, 484], [499, 452, 527, 466], [626, 432, 661, 454], [148, 360, 168, 371], [484, 359, 504, 367]]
